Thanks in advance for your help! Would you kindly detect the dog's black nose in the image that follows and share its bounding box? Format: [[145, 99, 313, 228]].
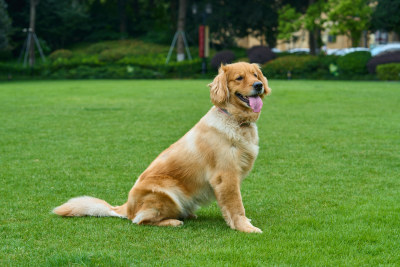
[[253, 82, 263, 92]]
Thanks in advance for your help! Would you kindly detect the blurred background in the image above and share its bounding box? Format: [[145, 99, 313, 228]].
[[0, 0, 399, 80]]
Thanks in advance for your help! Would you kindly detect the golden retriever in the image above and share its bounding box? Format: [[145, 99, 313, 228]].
[[53, 62, 271, 233]]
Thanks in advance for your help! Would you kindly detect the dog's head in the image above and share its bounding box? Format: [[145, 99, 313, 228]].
[[208, 62, 271, 115]]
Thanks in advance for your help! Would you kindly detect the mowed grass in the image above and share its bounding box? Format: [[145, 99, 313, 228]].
[[0, 79, 399, 266]]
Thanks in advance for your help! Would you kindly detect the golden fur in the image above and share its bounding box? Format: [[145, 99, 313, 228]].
[[53, 62, 271, 233]]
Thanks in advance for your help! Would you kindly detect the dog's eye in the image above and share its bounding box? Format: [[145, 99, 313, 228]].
[[254, 73, 257, 77], [236, 76, 243, 81]]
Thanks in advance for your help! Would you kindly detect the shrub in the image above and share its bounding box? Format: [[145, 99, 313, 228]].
[[49, 55, 102, 70], [0, 62, 43, 77], [86, 42, 112, 54], [337, 51, 371, 75], [275, 52, 293, 58], [367, 51, 400, 73], [166, 59, 203, 78], [47, 65, 159, 79], [98, 49, 126, 62], [376, 63, 400, 80], [118, 54, 166, 68], [119, 55, 202, 77], [85, 40, 168, 56], [262, 55, 319, 79], [42, 57, 203, 79], [0, 49, 12, 60], [48, 49, 73, 61], [318, 55, 339, 69], [210, 50, 235, 69], [247, 46, 275, 64]]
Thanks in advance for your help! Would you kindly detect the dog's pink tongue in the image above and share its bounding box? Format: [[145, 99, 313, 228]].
[[249, 96, 263, 113]]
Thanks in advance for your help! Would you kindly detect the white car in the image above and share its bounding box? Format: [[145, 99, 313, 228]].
[[326, 47, 370, 56], [371, 43, 400, 56], [287, 48, 310, 54], [271, 48, 281, 53]]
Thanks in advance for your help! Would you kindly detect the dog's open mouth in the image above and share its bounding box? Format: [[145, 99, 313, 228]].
[[235, 92, 263, 113]]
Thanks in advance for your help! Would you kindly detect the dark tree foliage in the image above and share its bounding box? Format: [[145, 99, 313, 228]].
[[0, 0, 11, 50], [230, 0, 279, 48], [6, 0, 91, 52], [186, 0, 280, 49], [5, 0, 175, 53], [109, 0, 174, 43], [5, 0, 27, 54], [39, 0, 91, 48], [84, 0, 175, 44], [5, 0, 294, 55], [283, 0, 310, 13], [371, 0, 400, 35]]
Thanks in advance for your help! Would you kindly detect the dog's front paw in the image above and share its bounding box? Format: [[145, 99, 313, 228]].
[[238, 224, 262, 233], [233, 216, 262, 233]]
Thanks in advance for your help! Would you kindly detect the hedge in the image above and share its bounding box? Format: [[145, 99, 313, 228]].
[[48, 49, 74, 60], [0, 52, 387, 80], [337, 51, 371, 75], [0, 57, 203, 79], [262, 55, 324, 79], [376, 63, 400, 81]]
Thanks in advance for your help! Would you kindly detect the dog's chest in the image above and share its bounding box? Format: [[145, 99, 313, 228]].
[[201, 109, 260, 176], [233, 136, 259, 178], [219, 124, 259, 179]]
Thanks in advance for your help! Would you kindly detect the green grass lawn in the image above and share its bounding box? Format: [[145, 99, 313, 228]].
[[1, 79, 399, 266]]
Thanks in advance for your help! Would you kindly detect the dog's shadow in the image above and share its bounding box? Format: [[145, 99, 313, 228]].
[[52, 210, 230, 232], [182, 213, 230, 231]]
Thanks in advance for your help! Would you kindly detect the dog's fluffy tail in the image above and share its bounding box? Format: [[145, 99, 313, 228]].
[[52, 196, 127, 218]]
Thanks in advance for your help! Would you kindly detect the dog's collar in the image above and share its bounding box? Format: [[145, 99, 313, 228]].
[[218, 107, 251, 127], [218, 107, 230, 116]]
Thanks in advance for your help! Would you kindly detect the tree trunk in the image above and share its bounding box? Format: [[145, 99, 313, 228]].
[[29, 0, 37, 67], [307, 0, 318, 55], [176, 0, 187, 62], [314, 28, 321, 54], [362, 30, 368, 47], [118, 0, 127, 39], [351, 31, 361, 47]]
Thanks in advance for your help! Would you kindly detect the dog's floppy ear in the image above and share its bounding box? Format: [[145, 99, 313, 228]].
[[208, 65, 229, 105], [253, 64, 271, 96]]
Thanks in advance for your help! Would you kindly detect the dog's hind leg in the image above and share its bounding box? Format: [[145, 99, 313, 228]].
[[131, 208, 159, 224], [153, 219, 183, 227], [132, 209, 183, 227], [129, 189, 182, 227]]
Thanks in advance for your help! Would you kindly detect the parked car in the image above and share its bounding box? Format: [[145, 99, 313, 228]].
[[271, 48, 281, 53], [371, 43, 400, 56], [287, 48, 310, 54], [326, 47, 370, 56]]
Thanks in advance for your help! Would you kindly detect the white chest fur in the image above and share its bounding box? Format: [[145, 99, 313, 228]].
[[202, 107, 259, 178]]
